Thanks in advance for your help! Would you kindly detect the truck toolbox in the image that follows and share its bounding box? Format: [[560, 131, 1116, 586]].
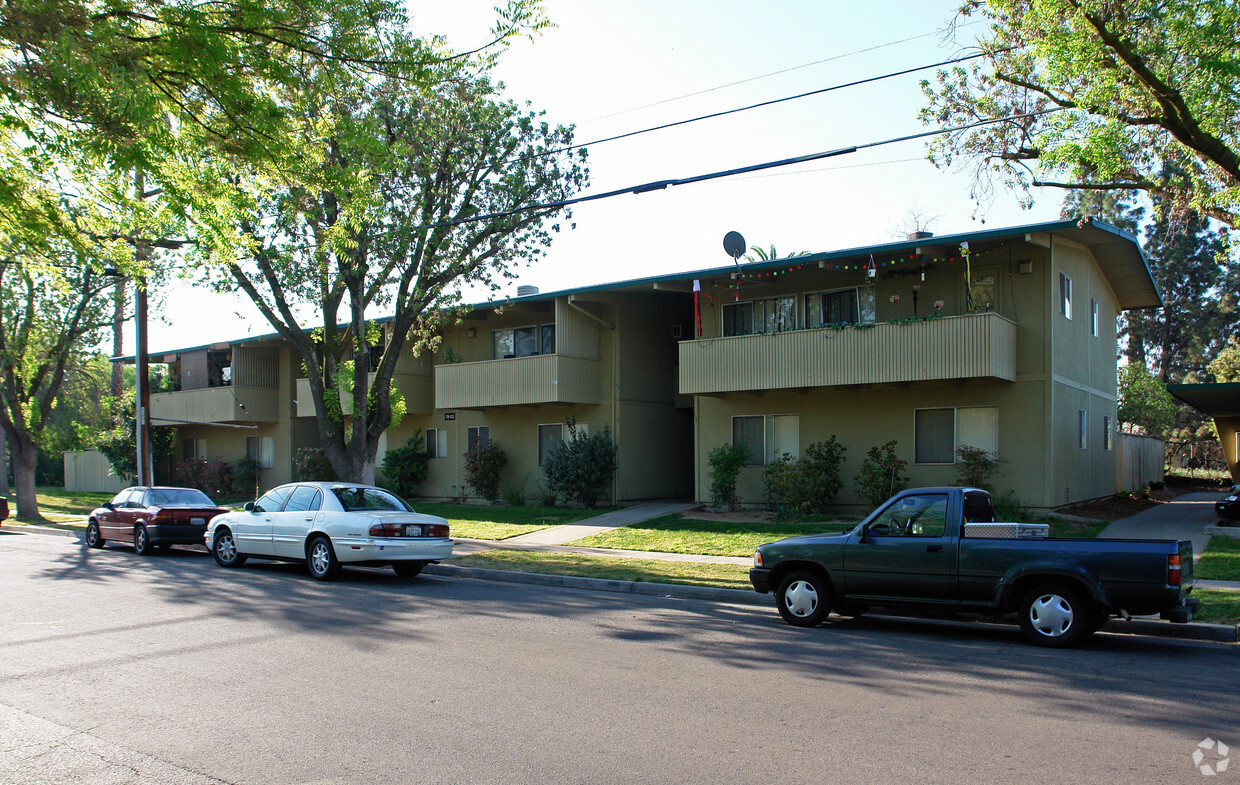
[[963, 522, 1050, 538]]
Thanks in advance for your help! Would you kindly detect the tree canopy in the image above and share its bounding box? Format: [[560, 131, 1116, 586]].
[[922, 0, 1240, 227]]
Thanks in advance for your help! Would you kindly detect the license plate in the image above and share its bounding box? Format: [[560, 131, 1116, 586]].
[[191, 517, 206, 526], [403, 524, 422, 537]]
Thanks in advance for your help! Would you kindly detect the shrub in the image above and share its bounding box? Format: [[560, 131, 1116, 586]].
[[382, 434, 431, 501], [502, 475, 531, 506], [761, 437, 847, 517], [464, 440, 508, 502], [542, 419, 618, 509], [535, 482, 558, 507], [230, 457, 260, 498], [294, 446, 338, 482], [707, 443, 751, 511], [955, 444, 1006, 491], [174, 459, 234, 499], [854, 440, 909, 508]]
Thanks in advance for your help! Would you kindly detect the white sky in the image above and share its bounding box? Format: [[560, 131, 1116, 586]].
[[143, 0, 1068, 352]]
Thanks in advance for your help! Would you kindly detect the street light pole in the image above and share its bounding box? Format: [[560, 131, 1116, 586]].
[[134, 275, 153, 486]]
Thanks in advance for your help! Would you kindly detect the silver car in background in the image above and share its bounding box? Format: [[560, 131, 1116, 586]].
[[205, 482, 452, 580]]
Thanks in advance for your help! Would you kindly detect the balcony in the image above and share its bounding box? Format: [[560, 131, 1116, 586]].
[[150, 386, 279, 425], [435, 354, 603, 409], [295, 372, 433, 418], [679, 312, 1017, 395]]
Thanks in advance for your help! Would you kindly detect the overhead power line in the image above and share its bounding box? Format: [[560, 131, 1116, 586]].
[[558, 50, 994, 157], [429, 108, 1062, 231]]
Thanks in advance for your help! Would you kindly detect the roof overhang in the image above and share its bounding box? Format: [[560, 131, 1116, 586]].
[[1166, 383, 1240, 417]]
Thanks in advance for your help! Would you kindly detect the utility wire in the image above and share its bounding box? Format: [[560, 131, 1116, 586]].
[[426, 108, 1063, 231], [557, 51, 993, 157]]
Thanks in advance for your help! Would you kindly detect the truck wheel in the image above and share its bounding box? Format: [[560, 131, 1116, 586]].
[[776, 570, 832, 627], [1018, 583, 1094, 647]]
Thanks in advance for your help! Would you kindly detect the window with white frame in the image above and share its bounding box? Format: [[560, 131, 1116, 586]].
[[1079, 409, 1088, 449], [730, 414, 799, 466], [246, 435, 275, 470], [537, 422, 585, 465], [1103, 415, 1113, 451], [467, 426, 490, 453], [732, 415, 765, 466], [1091, 298, 1099, 337], [426, 428, 448, 459], [1059, 272, 1073, 319], [722, 295, 795, 337], [493, 324, 555, 359], [805, 287, 875, 327], [915, 406, 998, 464]]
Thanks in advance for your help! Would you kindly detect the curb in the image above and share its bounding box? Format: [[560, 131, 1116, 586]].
[[423, 563, 1240, 643], [1, 523, 81, 538]]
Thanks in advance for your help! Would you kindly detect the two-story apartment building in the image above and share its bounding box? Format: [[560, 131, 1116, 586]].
[[130, 217, 1156, 510]]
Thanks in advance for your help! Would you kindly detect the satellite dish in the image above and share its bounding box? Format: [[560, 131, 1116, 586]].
[[723, 231, 746, 261]]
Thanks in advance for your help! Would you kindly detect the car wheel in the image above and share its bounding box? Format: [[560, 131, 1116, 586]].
[[307, 536, 341, 581], [392, 561, 426, 579], [133, 525, 153, 555], [211, 529, 247, 568], [776, 570, 832, 627], [1018, 583, 1094, 647], [85, 520, 105, 549]]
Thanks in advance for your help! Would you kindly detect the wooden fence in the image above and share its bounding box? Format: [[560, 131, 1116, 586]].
[[1116, 433, 1164, 492], [63, 450, 128, 493]]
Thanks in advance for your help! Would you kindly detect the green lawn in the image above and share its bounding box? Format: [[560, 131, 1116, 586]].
[[450, 549, 752, 590], [1196, 536, 1240, 582], [4, 487, 113, 525], [412, 503, 607, 540], [569, 514, 851, 557], [1193, 589, 1240, 625]]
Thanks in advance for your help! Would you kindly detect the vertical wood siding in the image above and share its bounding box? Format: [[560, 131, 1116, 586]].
[[435, 354, 603, 408]]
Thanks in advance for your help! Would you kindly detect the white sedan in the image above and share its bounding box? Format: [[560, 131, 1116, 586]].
[[205, 482, 452, 581]]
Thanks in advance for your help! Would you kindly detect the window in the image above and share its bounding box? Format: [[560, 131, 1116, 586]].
[[182, 439, 196, 462], [768, 414, 800, 463], [1079, 409, 1088, 449], [493, 324, 555, 359], [732, 415, 765, 466], [915, 406, 998, 464], [467, 426, 490, 453], [721, 295, 795, 337], [538, 423, 565, 466], [109, 489, 135, 508], [1059, 272, 1073, 319], [805, 287, 875, 327], [1091, 298, 1099, 337], [331, 486, 412, 512], [246, 435, 275, 470], [283, 486, 322, 513], [870, 492, 949, 537], [426, 428, 448, 459], [253, 486, 292, 513], [1103, 415, 1113, 451]]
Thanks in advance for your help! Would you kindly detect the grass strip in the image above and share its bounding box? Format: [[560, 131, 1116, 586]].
[[449, 549, 752, 590], [1196, 536, 1240, 582], [414, 503, 607, 540], [1193, 589, 1240, 625], [568, 514, 849, 557]]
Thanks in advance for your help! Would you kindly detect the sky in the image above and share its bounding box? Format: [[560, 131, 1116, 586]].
[[142, 0, 1069, 352]]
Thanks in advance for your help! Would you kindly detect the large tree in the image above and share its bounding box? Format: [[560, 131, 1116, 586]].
[[196, 60, 588, 482], [921, 0, 1240, 227]]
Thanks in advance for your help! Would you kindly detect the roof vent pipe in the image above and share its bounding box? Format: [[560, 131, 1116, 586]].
[[516, 285, 539, 297], [906, 231, 933, 241]]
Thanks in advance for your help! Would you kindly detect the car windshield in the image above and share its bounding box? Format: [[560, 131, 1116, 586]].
[[147, 488, 217, 507], [331, 487, 412, 512]]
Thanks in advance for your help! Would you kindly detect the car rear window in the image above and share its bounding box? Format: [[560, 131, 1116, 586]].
[[148, 488, 217, 507], [331, 487, 412, 512]]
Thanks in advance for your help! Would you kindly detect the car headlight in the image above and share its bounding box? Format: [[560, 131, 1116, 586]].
[[753, 550, 763, 568]]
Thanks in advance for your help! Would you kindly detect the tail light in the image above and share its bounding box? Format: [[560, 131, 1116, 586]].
[[369, 523, 449, 538], [1168, 554, 1182, 587], [153, 510, 173, 524]]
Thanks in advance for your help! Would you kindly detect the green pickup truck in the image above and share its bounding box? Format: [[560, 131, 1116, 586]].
[[749, 487, 1196, 647]]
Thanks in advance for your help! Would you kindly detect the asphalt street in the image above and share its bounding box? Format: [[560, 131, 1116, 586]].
[[1, 530, 1237, 785]]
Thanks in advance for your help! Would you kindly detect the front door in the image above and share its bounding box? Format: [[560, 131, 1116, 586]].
[[272, 486, 322, 558], [841, 491, 956, 604], [233, 487, 291, 557]]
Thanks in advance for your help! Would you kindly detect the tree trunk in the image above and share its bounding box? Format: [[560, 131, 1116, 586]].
[[10, 434, 43, 523]]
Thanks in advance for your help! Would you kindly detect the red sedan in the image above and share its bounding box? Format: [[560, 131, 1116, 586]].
[[86, 487, 229, 555]]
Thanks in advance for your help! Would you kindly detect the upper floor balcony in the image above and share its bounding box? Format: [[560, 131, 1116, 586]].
[[150, 385, 279, 425], [295, 371, 434, 419], [435, 353, 604, 409], [678, 311, 1017, 395]]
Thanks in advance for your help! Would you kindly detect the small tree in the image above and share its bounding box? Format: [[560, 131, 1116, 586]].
[[955, 445, 1006, 492], [707, 443, 751, 511], [854, 440, 910, 508], [464, 441, 508, 503], [1209, 341, 1240, 382], [381, 434, 430, 502], [542, 420, 617, 509], [1117, 363, 1176, 435]]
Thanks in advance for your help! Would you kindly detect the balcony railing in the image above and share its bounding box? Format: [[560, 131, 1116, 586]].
[[435, 354, 603, 409], [150, 386, 279, 425], [679, 312, 1017, 395], [295, 372, 433, 418]]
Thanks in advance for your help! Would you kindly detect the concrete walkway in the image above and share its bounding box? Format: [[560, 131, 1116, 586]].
[[501, 500, 698, 546], [1098, 491, 1220, 558]]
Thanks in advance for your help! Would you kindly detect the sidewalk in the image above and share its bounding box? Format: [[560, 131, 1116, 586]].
[[1098, 491, 1220, 558], [502, 500, 698, 546]]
